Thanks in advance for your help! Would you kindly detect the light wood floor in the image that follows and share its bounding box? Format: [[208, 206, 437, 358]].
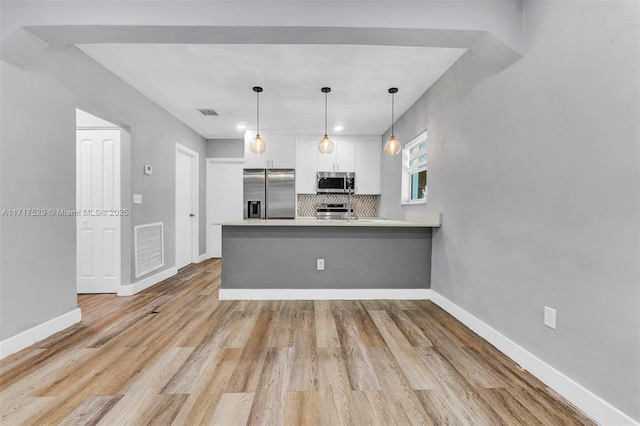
[[1, 259, 594, 425]]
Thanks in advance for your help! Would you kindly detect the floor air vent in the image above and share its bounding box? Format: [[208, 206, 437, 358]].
[[135, 222, 164, 278]]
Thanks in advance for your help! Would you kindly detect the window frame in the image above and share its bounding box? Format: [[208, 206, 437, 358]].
[[400, 130, 428, 205]]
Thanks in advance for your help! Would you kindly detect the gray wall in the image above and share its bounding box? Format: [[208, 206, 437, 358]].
[[51, 44, 207, 269], [206, 138, 244, 159], [380, 1, 639, 420], [222, 226, 432, 289], [1, 63, 78, 339], [1, 44, 207, 338]]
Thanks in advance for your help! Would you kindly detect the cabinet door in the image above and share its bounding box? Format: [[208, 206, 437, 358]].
[[269, 134, 297, 168], [336, 138, 356, 172], [296, 139, 318, 194], [355, 139, 382, 194], [244, 132, 270, 168], [316, 139, 337, 172]]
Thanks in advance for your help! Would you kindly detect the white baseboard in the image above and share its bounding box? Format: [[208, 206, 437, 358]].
[[118, 267, 177, 296], [0, 308, 82, 360], [429, 291, 638, 426], [219, 288, 431, 300], [196, 253, 210, 263]]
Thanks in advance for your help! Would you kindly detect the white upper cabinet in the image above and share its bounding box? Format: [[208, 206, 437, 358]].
[[316, 137, 355, 173], [336, 138, 356, 172], [295, 135, 382, 195], [355, 138, 381, 194], [296, 139, 318, 194], [315, 142, 336, 172], [244, 132, 296, 169]]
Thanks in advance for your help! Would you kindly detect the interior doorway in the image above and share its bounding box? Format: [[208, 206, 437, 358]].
[[76, 109, 122, 293], [175, 144, 199, 269]]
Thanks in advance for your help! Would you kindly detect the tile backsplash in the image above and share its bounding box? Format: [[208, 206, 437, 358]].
[[297, 194, 379, 218]]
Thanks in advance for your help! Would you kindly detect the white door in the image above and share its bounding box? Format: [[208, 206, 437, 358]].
[[207, 159, 244, 257], [77, 129, 121, 293], [176, 146, 198, 269]]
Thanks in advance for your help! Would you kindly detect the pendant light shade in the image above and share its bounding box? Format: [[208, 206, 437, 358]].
[[250, 86, 266, 154], [384, 87, 401, 156], [318, 87, 334, 154], [384, 135, 401, 156], [251, 133, 266, 155]]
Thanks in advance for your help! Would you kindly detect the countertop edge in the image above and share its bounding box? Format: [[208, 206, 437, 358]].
[[216, 217, 441, 228]]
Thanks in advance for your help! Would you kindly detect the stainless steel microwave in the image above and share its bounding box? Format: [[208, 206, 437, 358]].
[[317, 172, 355, 194]]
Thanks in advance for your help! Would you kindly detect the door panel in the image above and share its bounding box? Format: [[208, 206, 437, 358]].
[[76, 129, 121, 293], [176, 149, 195, 269], [79, 229, 94, 278], [102, 140, 117, 207], [103, 228, 117, 277]]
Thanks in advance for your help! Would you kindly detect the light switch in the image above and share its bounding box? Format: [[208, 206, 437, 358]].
[[133, 194, 143, 204], [144, 165, 152, 175]]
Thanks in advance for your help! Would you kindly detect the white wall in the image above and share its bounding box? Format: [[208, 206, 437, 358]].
[[380, 1, 639, 420]]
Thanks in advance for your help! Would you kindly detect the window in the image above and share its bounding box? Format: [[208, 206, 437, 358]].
[[401, 131, 428, 204]]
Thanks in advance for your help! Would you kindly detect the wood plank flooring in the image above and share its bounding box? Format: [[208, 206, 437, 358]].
[[0, 259, 595, 425]]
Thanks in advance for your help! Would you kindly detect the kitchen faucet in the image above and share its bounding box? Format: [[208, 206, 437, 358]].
[[346, 177, 354, 222]]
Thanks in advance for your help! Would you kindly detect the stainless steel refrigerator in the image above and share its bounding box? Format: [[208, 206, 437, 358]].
[[243, 169, 296, 219]]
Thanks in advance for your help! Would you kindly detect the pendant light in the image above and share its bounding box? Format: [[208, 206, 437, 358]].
[[250, 86, 266, 154], [318, 87, 334, 154], [384, 87, 401, 156]]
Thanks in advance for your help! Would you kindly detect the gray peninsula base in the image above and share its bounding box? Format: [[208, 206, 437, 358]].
[[221, 225, 432, 290]]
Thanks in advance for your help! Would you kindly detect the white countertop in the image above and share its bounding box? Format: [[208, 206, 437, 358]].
[[218, 215, 441, 228]]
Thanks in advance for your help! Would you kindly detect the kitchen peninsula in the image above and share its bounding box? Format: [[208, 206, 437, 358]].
[[219, 214, 441, 299]]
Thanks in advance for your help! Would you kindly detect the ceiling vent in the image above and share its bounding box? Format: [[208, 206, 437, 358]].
[[198, 108, 219, 116]]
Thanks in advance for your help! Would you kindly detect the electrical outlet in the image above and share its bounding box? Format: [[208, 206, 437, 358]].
[[317, 259, 325, 271], [544, 306, 556, 329]]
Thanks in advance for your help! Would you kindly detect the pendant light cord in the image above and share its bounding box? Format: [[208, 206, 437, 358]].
[[391, 91, 395, 136], [324, 91, 328, 135], [256, 90, 260, 134]]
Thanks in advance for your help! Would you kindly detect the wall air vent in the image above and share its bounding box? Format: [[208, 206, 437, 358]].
[[134, 222, 164, 278], [198, 109, 219, 116]]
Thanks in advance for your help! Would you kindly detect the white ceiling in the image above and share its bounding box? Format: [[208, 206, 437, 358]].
[[77, 43, 466, 139]]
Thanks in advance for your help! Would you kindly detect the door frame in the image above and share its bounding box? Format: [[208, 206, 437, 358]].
[[175, 143, 200, 268], [206, 157, 244, 257]]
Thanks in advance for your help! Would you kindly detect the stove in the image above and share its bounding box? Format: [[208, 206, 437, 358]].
[[316, 203, 354, 220]]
